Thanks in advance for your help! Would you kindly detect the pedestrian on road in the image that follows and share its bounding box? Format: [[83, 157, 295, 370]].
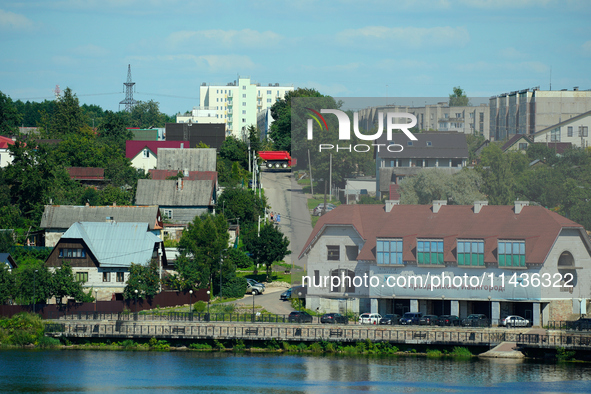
[[276, 213, 281, 223], [270, 212, 274, 222]]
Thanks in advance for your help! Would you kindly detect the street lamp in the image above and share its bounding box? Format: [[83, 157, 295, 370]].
[[344, 293, 348, 320], [134, 289, 138, 313], [298, 292, 302, 312], [252, 290, 256, 321], [441, 295, 445, 315], [579, 298, 583, 318], [95, 289, 98, 312], [488, 296, 492, 326], [33, 269, 38, 314], [206, 290, 210, 321], [189, 290, 193, 314]]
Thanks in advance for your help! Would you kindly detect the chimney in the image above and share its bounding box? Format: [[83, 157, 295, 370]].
[[181, 143, 184, 148], [574, 87, 579, 91], [514, 201, 529, 214], [385, 200, 400, 212], [432, 200, 447, 213], [112, 202, 116, 207], [177, 178, 183, 191], [85, 202, 89, 207], [474, 201, 488, 214]]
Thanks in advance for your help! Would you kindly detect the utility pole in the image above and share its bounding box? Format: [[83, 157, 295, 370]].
[[308, 149, 313, 196], [329, 153, 332, 201]]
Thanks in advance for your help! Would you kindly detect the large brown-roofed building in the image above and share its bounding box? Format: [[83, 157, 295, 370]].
[[299, 200, 591, 326]]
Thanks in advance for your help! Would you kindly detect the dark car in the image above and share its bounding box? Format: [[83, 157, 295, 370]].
[[320, 313, 348, 324], [280, 288, 292, 301], [419, 315, 440, 326], [379, 314, 401, 325], [568, 318, 591, 331], [461, 314, 490, 327], [288, 311, 313, 323], [399, 312, 423, 325], [438, 315, 461, 326]]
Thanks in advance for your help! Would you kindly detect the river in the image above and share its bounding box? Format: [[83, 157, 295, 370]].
[[1, 350, 590, 393]]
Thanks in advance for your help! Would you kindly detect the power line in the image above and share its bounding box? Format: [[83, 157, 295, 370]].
[[135, 91, 199, 100]]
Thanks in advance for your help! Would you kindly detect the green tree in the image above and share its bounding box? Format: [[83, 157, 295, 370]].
[[0, 91, 22, 136], [477, 144, 516, 205], [42, 87, 88, 138], [52, 261, 89, 303], [218, 187, 267, 226], [243, 223, 290, 279], [174, 213, 229, 291], [130, 100, 168, 128], [449, 86, 470, 107], [0, 266, 15, 304], [247, 125, 261, 153], [123, 260, 161, 300], [98, 110, 132, 151], [399, 169, 485, 205], [14, 264, 53, 305]]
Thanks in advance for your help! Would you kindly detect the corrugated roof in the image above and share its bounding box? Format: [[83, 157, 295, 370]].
[[376, 133, 468, 159], [135, 179, 214, 206], [0, 136, 15, 149], [66, 167, 105, 180], [157, 148, 217, 172], [61, 222, 161, 268], [299, 204, 586, 265], [40, 205, 162, 230], [148, 169, 217, 182], [125, 140, 190, 160]]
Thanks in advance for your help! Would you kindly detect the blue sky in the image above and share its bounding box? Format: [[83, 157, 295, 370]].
[[1, 0, 590, 115]]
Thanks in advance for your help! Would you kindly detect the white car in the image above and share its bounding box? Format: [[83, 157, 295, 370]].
[[312, 203, 336, 216], [500, 315, 530, 327], [359, 313, 382, 325]]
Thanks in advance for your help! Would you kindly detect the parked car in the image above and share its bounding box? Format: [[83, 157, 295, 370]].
[[378, 314, 401, 325], [461, 314, 489, 327], [500, 315, 531, 327], [312, 203, 336, 216], [280, 288, 292, 301], [359, 313, 382, 325], [321, 313, 348, 324], [567, 317, 591, 331], [246, 278, 265, 295], [419, 314, 440, 326], [438, 315, 461, 326], [399, 312, 423, 325], [288, 311, 313, 323]]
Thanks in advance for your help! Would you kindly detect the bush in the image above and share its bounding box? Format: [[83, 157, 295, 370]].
[[189, 343, 213, 350], [221, 277, 247, 299], [556, 347, 576, 362], [0, 312, 44, 346], [426, 349, 443, 358], [121, 339, 137, 349], [37, 336, 61, 348], [193, 301, 207, 313], [450, 347, 472, 358]]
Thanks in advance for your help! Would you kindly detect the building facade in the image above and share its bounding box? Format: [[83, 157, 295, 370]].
[[199, 76, 293, 139], [533, 110, 591, 148], [299, 201, 591, 326], [489, 87, 591, 141]]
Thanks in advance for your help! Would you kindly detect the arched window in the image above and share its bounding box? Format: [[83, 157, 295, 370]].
[[558, 251, 577, 291], [558, 251, 574, 267], [330, 269, 355, 293]]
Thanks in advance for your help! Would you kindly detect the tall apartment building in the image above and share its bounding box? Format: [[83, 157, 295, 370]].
[[489, 87, 591, 141], [359, 103, 489, 139], [200, 76, 294, 140], [176, 107, 223, 125]]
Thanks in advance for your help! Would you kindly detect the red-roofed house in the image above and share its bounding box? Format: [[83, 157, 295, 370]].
[[126, 140, 190, 172], [0, 136, 15, 167], [299, 200, 591, 326]]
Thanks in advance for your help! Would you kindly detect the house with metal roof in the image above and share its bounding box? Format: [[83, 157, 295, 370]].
[[45, 222, 165, 301], [0, 135, 15, 168], [40, 205, 163, 247], [376, 133, 469, 198], [156, 148, 217, 172], [0, 253, 17, 271], [299, 200, 591, 326], [135, 178, 216, 225], [125, 140, 190, 172]]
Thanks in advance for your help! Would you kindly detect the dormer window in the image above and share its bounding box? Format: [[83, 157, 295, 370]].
[[417, 239, 443, 265], [377, 239, 403, 265], [498, 240, 525, 267], [457, 240, 484, 266]]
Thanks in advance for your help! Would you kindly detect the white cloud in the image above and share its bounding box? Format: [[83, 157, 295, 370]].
[[127, 54, 257, 72], [167, 29, 283, 49], [498, 47, 528, 60], [457, 60, 548, 73], [72, 44, 110, 58], [336, 26, 470, 48], [583, 41, 591, 56], [0, 9, 34, 29]]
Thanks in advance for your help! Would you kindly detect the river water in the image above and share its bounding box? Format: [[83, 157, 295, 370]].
[[1, 350, 590, 393]]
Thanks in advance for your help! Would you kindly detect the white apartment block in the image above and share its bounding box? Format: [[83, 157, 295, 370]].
[[176, 107, 224, 125], [200, 76, 293, 140], [490, 87, 591, 141], [533, 110, 591, 148]]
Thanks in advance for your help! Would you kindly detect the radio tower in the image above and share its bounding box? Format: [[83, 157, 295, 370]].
[[119, 64, 137, 112], [53, 85, 61, 101]]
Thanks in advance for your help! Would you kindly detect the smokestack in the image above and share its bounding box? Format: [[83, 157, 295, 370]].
[[432, 200, 447, 213]]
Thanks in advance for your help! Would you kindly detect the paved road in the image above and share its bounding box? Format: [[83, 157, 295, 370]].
[[227, 286, 295, 315], [260, 169, 312, 279]]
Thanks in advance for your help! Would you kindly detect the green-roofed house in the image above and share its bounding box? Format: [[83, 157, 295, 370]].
[[45, 221, 166, 301]]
